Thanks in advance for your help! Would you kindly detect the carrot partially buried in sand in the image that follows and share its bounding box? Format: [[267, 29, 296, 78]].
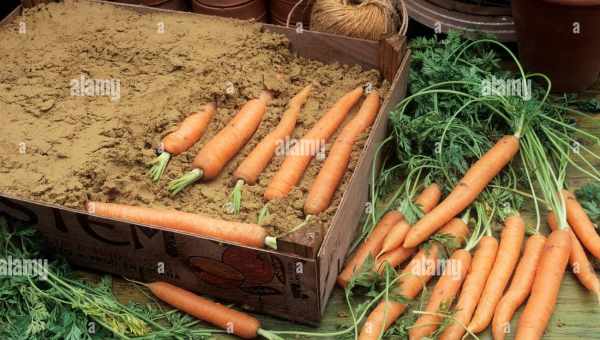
[[85, 201, 278, 249], [141, 281, 281, 339], [403, 135, 520, 248], [304, 90, 380, 215], [148, 103, 216, 182], [229, 85, 312, 215], [168, 92, 272, 195], [264, 87, 364, 200]]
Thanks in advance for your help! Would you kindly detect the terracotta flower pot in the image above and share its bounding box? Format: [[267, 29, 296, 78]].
[[512, 0, 600, 92]]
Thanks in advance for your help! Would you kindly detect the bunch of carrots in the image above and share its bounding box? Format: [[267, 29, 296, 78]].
[[87, 84, 382, 251]]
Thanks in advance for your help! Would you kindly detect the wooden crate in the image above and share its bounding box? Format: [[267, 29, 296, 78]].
[[0, 0, 410, 325]]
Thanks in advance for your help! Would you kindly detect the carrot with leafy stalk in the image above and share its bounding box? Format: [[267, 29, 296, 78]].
[[265, 87, 364, 200], [358, 215, 470, 340], [403, 135, 520, 248], [149, 103, 216, 182], [467, 213, 525, 333], [515, 130, 572, 340], [228, 85, 312, 215], [304, 90, 380, 215], [439, 203, 499, 340], [168, 92, 271, 195]]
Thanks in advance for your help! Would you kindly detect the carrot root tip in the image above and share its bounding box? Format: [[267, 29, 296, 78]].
[[265, 236, 277, 250], [148, 152, 171, 182], [168, 168, 203, 195], [228, 179, 245, 215]]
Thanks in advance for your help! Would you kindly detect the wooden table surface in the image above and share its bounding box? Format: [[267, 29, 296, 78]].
[[99, 97, 600, 339]]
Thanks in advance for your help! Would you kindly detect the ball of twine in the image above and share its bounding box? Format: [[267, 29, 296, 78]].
[[308, 0, 407, 41]]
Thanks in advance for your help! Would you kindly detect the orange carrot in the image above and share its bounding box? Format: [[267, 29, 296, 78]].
[[358, 218, 470, 340], [563, 189, 600, 260], [149, 103, 216, 182], [548, 211, 600, 302], [468, 214, 525, 333], [168, 92, 271, 195], [147, 282, 261, 339], [86, 201, 270, 249], [337, 211, 403, 288], [380, 183, 443, 255], [515, 229, 571, 340], [491, 233, 546, 340], [304, 90, 380, 215], [375, 246, 416, 274], [404, 135, 520, 248], [438, 235, 498, 340], [265, 87, 364, 200], [409, 249, 472, 340], [234, 85, 312, 186]]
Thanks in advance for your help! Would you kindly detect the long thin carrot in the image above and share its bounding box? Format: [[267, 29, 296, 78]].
[[548, 211, 600, 302], [264, 87, 364, 200], [467, 214, 525, 333], [403, 135, 520, 248], [85, 201, 273, 249], [149, 103, 216, 182], [304, 90, 380, 215], [147, 281, 261, 339], [438, 235, 498, 340], [168, 92, 271, 195], [563, 189, 600, 260], [491, 233, 546, 340], [380, 183, 442, 255], [358, 218, 470, 340], [515, 229, 571, 340], [228, 86, 313, 214], [337, 211, 404, 288], [409, 249, 472, 340]]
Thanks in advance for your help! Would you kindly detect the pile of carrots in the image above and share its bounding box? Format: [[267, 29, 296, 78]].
[[87, 84, 382, 250], [337, 131, 600, 340]]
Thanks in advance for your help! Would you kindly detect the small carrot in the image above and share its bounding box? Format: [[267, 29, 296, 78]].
[[467, 214, 525, 334], [230, 85, 312, 214], [515, 228, 571, 340], [379, 183, 442, 255], [375, 246, 416, 274], [403, 135, 520, 248], [85, 201, 275, 249], [563, 189, 600, 260], [304, 90, 380, 215], [409, 249, 472, 340], [149, 103, 216, 182], [337, 211, 404, 288], [169, 92, 271, 195], [439, 236, 498, 340], [491, 233, 546, 340], [358, 217, 470, 340], [265, 87, 364, 200], [548, 211, 600, 302]]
